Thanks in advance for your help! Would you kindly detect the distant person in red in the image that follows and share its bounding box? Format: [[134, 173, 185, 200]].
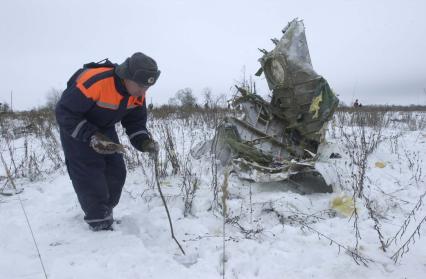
[[56, 53, 160, 231]]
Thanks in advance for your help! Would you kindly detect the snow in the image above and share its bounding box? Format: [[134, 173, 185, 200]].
[[1, 112, 426, 278]]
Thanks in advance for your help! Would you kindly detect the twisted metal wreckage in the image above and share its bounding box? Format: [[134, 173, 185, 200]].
[[193, 19, 340, 193]]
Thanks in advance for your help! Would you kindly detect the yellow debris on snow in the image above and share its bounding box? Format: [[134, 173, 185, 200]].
[[375, 161, 386, 168], [331, 195, 355, 217], [160, 181, 172, 187]]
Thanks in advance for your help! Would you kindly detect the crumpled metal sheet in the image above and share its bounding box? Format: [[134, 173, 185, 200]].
[[193, 19, 339, 192]]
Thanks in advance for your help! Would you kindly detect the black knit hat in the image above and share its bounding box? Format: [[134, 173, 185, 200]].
[[115, 52, 160, 86]]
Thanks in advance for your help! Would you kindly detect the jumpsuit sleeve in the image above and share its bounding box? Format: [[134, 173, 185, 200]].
[[55, 85, 99, 141], [121, 101, 150, 151]]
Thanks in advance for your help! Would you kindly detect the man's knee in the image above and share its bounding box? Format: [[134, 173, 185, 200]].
[[106, 155, 127, 186]]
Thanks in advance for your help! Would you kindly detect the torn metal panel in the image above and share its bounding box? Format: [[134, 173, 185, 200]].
[[194, 19, 339, 192]]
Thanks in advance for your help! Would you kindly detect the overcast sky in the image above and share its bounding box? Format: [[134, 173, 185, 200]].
[[1, 0, 425, 110]]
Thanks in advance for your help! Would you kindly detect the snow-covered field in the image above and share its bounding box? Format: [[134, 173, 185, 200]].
[[1, 110, 425, 279]]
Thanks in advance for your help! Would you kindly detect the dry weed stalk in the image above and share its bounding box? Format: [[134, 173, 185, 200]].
[[265, 203, 373, 266], [386, 190, 426, 262], [160, 123, 180, 175], [341, 112, 386, 251], [181, 157, 199, 217], [390, 215, 426, 263], [220, 168, 230, 279], [0, 145, 18, 192]]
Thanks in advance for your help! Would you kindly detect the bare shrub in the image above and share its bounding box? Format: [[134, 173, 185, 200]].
[[181, 157, 199, 217], [158, 123, 180, 175], [340, 111, 386, 251]]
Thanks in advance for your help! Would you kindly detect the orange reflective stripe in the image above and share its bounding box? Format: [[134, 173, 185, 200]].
[[96, 101, 119, 110]]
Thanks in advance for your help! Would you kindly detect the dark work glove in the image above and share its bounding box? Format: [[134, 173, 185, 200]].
[[90, 132, 125, 154], [139, 138, 159, 158]]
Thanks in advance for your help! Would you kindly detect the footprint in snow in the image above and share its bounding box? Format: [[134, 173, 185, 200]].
[[115, 216, 141, 236], [173, 252, 199, 268]]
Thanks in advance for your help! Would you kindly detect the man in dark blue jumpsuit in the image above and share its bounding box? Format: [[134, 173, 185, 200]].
[[56, 52, 160, 231]]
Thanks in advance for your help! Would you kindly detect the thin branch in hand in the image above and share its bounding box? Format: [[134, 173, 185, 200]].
[[152, 154, 185, 255]]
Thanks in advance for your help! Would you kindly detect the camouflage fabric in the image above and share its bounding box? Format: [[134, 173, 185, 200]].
[[258, 19, 339, 143]]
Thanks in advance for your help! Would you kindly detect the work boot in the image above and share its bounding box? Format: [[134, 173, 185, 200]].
[[86, 209, 114, 231], [89, 219, 114, 231]]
